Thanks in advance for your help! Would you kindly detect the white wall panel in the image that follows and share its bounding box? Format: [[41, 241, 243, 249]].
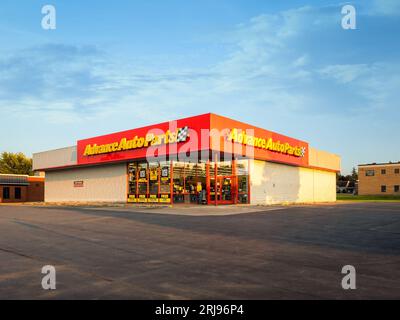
[[45, 163, 127, 202], [250, 160, 336, 204], [33, 146, 77, 171]]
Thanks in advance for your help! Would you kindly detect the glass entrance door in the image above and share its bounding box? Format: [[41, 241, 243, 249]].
[[214, 176, 236, 205]]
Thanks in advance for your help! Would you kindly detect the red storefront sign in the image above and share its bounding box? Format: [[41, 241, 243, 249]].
[[209, 114, 309, 167], [76, 113, 309, 167], [77, 114, 210, 165]]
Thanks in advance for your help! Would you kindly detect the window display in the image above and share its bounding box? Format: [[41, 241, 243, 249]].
[[137, 162, 148, 202], [148, 162, 159, 203], [236, 160, 249, 204], [160, 162, 171, 203], [127, 159, 249, 205], [128, 163, 137, 203], [173, 162, 185, 203]]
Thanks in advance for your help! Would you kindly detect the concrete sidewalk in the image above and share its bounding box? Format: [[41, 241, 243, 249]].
[[86, 204, 287, 216], [1, 201, 352, 216]]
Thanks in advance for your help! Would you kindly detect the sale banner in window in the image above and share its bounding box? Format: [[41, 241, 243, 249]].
[[138, 169, 147, 182], [159, 194, 171, 203], [128, 195, 137, 203], [150, 168, 158, 181], [161, 166, 169, 181], [148, 194, 159, 203], [138, 194, 147, 203]]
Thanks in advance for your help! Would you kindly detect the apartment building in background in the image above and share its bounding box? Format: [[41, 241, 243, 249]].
[[358, 162, 400, 195]]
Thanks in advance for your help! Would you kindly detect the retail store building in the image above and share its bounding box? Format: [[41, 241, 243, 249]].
[[33, 113, 340, 205], [358, 162, 400, 195]]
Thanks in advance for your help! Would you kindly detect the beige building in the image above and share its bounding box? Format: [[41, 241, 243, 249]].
[[33, 113, 340, 205], [358, 162, 400, 196], [250, 149, 339, 205]]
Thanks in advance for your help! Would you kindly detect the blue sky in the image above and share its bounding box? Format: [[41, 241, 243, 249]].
[[0, 0, 399, 173]]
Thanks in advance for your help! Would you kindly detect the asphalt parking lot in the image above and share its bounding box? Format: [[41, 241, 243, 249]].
[[0, 202, 399, 299]]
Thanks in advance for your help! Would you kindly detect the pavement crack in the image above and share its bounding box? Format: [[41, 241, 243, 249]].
[[0, 246, 43, 261]]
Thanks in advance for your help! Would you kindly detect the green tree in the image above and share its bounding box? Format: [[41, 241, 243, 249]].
[[0, 152, 33, 175], [351, 167, 358, 181]]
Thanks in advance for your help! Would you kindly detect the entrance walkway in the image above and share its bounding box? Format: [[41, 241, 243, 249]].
[[94, 204, 286, 216]]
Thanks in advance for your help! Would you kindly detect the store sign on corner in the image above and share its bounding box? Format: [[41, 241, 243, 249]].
[[226, 128, 306, 158], [82, 126, 190, 157]]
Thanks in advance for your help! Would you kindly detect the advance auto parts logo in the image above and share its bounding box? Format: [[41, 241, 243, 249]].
[[227, 128, 306, 158], [83, 126, 189, 156]]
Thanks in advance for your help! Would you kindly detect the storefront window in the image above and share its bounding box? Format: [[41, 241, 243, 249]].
[[171, 162, 208, 204], [160, 162, 170, 193], [128, 163, 137, 198], [185, 162, 207, 203], [148, 162, 159, 203], [159, 161, 171, 203], [217, 161, 232, 176], [173, 162, 185, 203], [237, 159, 249, 204], [137, 162, 148, 202], [126, 159, 249, 205], [209, 161, 233, 202]]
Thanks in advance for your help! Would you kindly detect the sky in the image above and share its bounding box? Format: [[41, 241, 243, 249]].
[[0, 0, 399, 174]]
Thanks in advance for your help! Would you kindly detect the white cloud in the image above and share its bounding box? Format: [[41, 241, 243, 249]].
[[318, 64, 369, 84], [293, 55, 309, 68], [318, 62, 400, 111], [371, 0, 400, 15]]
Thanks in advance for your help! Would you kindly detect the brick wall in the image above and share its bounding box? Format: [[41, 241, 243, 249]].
[[27, 178, 45, 202], [0, 177, 44, 203], [358, 164, 400, 195], [0, 185, 28, 203]]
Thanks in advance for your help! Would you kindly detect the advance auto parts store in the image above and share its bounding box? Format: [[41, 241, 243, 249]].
[[32, 113, 340, 205]]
